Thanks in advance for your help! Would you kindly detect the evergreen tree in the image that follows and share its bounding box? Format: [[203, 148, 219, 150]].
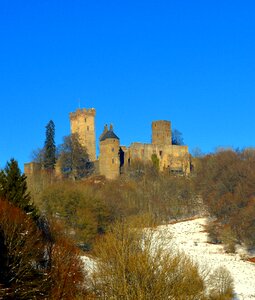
[[0, 159, 38, 219], [43, 120, 56, 170]]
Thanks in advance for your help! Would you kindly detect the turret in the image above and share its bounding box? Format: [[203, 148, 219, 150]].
[[99, 124, 120, 179]]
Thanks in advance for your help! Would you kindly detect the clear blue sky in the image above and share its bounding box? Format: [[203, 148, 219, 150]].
[[1, 0, 255, 170]]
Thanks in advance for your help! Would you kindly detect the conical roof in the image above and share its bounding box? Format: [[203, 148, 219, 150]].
[[100, 124, 119, 142]]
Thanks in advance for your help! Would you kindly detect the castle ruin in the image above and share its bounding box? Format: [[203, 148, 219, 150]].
[[69, 107, 190, 179], [25, 107, 190, 179]]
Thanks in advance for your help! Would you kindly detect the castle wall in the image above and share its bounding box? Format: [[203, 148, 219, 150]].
[[24, 162, 42, 175], [99, 138, 120, 180], [70, 108, 96, 161], [127, 142, 190, 174]]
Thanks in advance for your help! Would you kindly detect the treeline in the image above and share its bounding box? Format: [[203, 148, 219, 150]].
[[195, 148, 255, 252], [0, 158, 236, 299], [28, 145, 255, 255], [1, 120, 250, 298], [28, 160, 198, 250]]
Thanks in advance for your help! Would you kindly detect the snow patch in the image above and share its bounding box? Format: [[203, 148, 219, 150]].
[[82, 218, 255, 299], [155, 218, 255, 300]]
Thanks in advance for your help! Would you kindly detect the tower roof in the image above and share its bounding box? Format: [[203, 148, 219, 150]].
[[100, 125, 119, 142]]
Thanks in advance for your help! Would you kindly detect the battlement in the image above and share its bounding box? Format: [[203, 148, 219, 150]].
[[70, 108, 96, 119], [152, 120, 170, 125]]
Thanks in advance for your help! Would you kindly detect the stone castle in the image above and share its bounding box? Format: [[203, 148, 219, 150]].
[[25, 107, 190, 179], [70, 107, 190, 179]]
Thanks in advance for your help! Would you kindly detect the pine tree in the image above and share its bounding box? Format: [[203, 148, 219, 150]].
[[0, 159, 38, 219], [43, 120, 56, 170]]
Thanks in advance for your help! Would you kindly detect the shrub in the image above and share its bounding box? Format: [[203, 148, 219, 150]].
[[90, 219, 207, 299], [208, 267, 234, 300]]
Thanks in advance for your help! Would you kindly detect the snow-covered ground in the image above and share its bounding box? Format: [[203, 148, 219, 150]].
[[82, 217, 255, 299], [155, 218, 255, 300]]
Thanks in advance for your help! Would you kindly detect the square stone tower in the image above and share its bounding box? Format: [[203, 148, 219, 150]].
[[69, 108, 96, 161], [152, 120, 172, 145]]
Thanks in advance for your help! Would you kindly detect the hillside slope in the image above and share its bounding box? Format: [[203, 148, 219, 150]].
[[155, 218, 255, 299]]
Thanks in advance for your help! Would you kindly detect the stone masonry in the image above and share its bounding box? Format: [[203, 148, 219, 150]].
[[69, 108, 96, 161]]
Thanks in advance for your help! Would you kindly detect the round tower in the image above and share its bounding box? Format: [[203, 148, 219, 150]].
[[99, 124, 120, 179], [69, 108, 96, 161], [152, 120, 172, 145]]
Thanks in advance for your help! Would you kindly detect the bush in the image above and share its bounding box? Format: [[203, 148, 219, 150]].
[[40, 182, 110, 249], [90, 218, 208, 299], [208, 267, 234, 300], [219, 225, 237, 253]]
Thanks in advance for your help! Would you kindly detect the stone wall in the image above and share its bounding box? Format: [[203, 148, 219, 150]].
[[126, 142, 190, 174], [24, 162, 42, 175]]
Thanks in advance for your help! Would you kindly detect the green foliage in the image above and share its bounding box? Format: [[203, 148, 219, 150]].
[[40, 182, 110, 249], [0, 159, 38, 219], [151, 153, 159, 171], [58, 133, 94, 180], [43, 120, 56, 170]]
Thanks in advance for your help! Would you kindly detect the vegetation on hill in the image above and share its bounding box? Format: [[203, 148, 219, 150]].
[[195, 148, 255, 251], [0, 159, 88, 299], [90, 217, 234, 299], [27, 147, 255, 254], [28, 158, 198, 250], [3, 147, 255, 298], [0, 158, 38, 220]]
